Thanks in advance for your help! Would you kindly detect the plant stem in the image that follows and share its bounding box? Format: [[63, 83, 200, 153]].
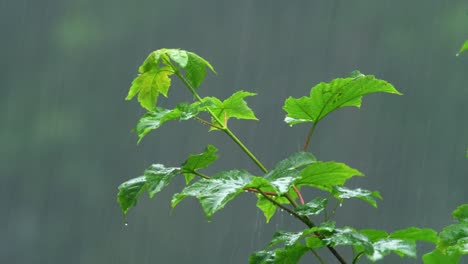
[[352, 252, 365, 264], [257, 189, 347, 264], [303, 121, 318, 151], [191, 171, 210, 179], [310, 248, 326, 264]]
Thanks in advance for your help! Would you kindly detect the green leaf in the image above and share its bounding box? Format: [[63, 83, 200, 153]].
[[456, 40, 468, 56], [389, 227, 438, 244], [249, 244, 308, 264], [126, 66, 175, 111], [358, 230, 389, 242], [171, 170, 254, 219], [423, 249, 461, 264], [368, 238, 416, 261], [305, 236, 326, 249], [294, 197, 328, 216], [134, 101, 211, 143], [181, 145, 219, 184], [263, 152, 317, 194], [144, 164, 181, 198], [138, 49, 168, 73], [453, 204, 468, 223], [186, 52, 216, 88], [283, 72, 401, 126], [325, 227, 374, 254], [295, 161, 363, 191], [166, 49, 189, 68], [438, 223, 468, 251], [202, 91, 258, 128], [117, 176, 147, 214], [269, 231, 304, 247], [332, 186, 382, 208], [256, 195, 289, 223]]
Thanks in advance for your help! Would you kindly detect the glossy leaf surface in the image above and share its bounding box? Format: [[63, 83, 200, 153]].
[[181, 145, 218, 184], [295, 161, 363, 191], [332, 186, 382, 208], [283, 71, 401, 126], [294, 197, 328, 216], [117, 176, 147, 214], [172, 170, 254, 219]]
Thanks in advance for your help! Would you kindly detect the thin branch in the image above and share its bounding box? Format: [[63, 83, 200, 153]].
[[352, 252, 365, 264], [194, 117, 224, 130]]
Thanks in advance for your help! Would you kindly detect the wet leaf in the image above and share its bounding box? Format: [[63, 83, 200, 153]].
[[283, 71, 401, 126], [263, 152, 316, 194], [181, 145, 218, 184], [144, 164, 181, 198], [126, 66, 174, 111], [256, 195, 289, 223], [389, 227, 438, 244], [249, 244, 308, 264], [369, 238, 416, 261], [134, 101, 211, 143], [423, 249, 461, 264], [117, 176, 147, 214], [202, 91, 258, 128], [324, 227, 374, 255], [186, 52, 216, 88], [295, 161, 363, 191], [294, 197, 328, 216], [358, 230, 389, 242], [332, 186, 382, 208], [269, 231, 304, 247], [171, 170, 254, 219]]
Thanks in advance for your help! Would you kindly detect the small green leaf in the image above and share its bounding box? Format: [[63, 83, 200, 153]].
[[269, 231, 304, 247], [134, 101, 210, 143], [332, 186, 382, 208], [256, 195, 289, 223], [117, 176, 147, 214], [389, 227, 438, 244], [138, 49, 168, 73], [453, 204, 468, 223], [171, 170, 254, 219], [369, 238, 416, 261], [456, 40, 468, 56], [325, 227, 374, 255], [126, 66, 174, 111], [263, 152, 317, 194], [283, 72, 401, 126], [423, 249, 461, 264], [294, 197, 328, 216], [295, 161, 363, 191], [144, 164, 181, 198], [181, 145, 219, 184], [186, 52, 216, 88], [305, 236, 326, 249], [202, 91, 258, 128], [249, 244, 308, 264]]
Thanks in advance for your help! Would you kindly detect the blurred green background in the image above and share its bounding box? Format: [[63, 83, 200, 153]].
[[1, 0, 467, 263]]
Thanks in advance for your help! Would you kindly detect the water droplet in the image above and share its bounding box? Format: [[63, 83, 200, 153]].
[[124, 222, 128, 226], [339, 203, 343, 207], [280, 209, 284, 212]]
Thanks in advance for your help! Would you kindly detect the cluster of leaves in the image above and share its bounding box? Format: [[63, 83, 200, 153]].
[[117, 48, 467, 263]]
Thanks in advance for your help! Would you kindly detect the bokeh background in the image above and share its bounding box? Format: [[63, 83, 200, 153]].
[[1, 0, 467, 263]]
